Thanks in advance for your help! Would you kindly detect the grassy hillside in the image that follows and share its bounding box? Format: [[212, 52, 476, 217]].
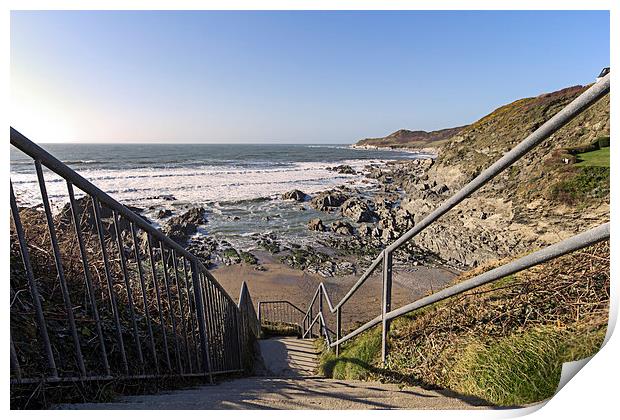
[[319, 241, 609, 406], [432, 85, 610, 209], [355, 126, 466, 150]]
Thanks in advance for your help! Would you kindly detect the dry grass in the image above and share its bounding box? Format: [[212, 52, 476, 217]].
[[320, 242, 610, 406]]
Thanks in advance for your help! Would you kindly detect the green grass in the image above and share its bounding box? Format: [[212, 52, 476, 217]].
[[575, 146, 610, 167], [319, 328, 382, 380], [549, 166, 609, 205]]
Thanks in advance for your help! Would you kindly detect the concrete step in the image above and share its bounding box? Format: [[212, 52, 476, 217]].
[[258, 337, 320, 377]]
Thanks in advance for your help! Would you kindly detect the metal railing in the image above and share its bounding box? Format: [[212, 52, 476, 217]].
[[300, 72, 611, 360], [257, 300, 306, 336], [9, 128, 259, 384]]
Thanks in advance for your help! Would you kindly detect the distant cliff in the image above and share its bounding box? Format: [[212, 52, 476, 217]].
[[354, 126, 467, 150]]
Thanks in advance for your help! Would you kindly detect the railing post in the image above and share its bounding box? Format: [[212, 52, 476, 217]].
[[381, 250, 393, 364], [319, 289, 324, 334], [257, 301, 262, 333], [336, 307, 341, 356], [190, 261, 213, 383]]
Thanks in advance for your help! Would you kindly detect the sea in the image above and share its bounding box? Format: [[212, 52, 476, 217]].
[[10, 143, 431, 249]]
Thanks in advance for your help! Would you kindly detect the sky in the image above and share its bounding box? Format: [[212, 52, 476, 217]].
[[10, 10, 610, 144]]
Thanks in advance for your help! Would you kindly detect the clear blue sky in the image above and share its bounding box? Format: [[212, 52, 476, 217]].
[[10, 10, 609, 143]]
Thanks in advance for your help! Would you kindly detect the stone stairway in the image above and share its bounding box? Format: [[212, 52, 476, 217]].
[[58, 336, 490, 409], [257, 338, 320, 377]]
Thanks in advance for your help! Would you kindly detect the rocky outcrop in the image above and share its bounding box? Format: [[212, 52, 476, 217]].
[[282, 189, 308, 202], [162, 207, 206, 245], [328, 164, 356, 175], [355, 126, 467, 150], [331, 220, 354, 235], [340, 197, 377, 223], [351, 84, 610, 268], [308, 218, 326, 232], [310, 190, 348, 211], [156, 209, 172, 219]]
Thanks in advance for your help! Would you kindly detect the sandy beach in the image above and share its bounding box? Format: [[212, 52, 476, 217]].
[[213, 250, 458, 331]]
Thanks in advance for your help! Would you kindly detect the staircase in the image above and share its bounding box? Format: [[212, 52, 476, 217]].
[[257, 338, 320, 377]]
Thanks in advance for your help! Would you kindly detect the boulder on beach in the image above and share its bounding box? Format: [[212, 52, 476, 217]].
[[331, 220, 355, 235], [329, 164, 356, 175], [310, 190, 348, 211], [307, 218, 326, 232], [156, 209, 172, 219], [340, 197, 377, 223], [282, 189, 308, 202], [162, 207, 207, 245]]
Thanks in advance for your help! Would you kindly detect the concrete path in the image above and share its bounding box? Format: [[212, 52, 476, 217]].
[[60, 377, 488, 410], [58, 338, 490, 409]]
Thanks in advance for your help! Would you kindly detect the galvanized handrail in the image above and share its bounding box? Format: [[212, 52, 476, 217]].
[[258, 300, 306, 336], [301, 72, 610, 359], [10, 129, 260, 385]]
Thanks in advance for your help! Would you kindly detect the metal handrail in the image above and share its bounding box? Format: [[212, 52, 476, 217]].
[[301, 72, 611, 360], [10, 130, 260, 385], [258, 300, 307, 336], [10, 127, 236, 304]]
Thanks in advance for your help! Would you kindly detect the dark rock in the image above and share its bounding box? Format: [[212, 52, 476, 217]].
[[307, 218, 326, 232], [341, 198, 377, 223], [358, 223, 373, 237], [330, 164, 356, 175], [432, 184, 449, 195], [310, 190, 348, 211], [331, 220, 355, 235], [282, 189, 308, 202], [156, 209, 172, 219], [162, 207, 206, 245]]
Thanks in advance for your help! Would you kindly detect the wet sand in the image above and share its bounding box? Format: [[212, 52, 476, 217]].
[[212, 251, 458, 331]]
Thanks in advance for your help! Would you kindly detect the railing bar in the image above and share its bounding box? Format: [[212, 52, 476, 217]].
[[35, 161, 86, 377], [385, 223, 610, 321], [381, 250, 392, 362], [200, 275, 213, 370], [191, 263, 212, 381], [234, 302, 242, 370], [92, 196, 129, 374], [232, 301, 241, 370], [329, 315, 382, 347], [67, 181, 110, 375], [183, 256, 200, 371], [130, 222, 159, 374], [10, 182, 58, 378], [10, 334, 22, 382], [159, 243, 183, 374], [146, 234, 172, 372], [12, 369, 244, 385], [334, 252, 383, 311], [202, 275, 217, 371], [219, 293, 230, 371], [223, 299, 231, 371], [172, 249, 192, 373], [212, 283, 223, 372], [219, 291, 229, 371], [112, 211, 144, 370]]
